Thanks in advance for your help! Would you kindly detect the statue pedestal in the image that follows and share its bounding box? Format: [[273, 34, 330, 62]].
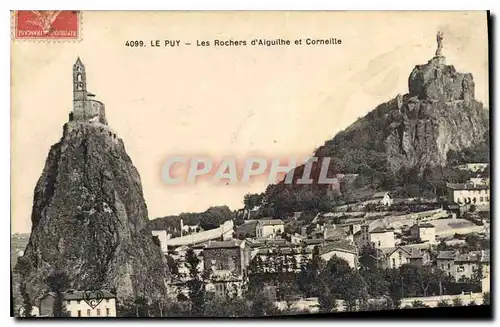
[[429, 55, 446, 66]]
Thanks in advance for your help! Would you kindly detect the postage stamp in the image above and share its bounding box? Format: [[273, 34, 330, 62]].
[[13, 10, 81, 41]]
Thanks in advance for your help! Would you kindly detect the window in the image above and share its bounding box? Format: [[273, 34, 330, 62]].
[[480, 197, 483, 202], [67, 300, 71, 304], [392, 258, 396, 268], [398, 252, 402, 261], [97, 309, 101, 316], [87, 309, 91, 317], [457, 266, 465, 273], [215, 283, 226, 296], [106, 299, 109, 303], [78, 310, 81, 317], [106, 308, 110, 316], [447, 264, 451, 269], [77, 300, 81, 304], [77, 73, 82, 82]]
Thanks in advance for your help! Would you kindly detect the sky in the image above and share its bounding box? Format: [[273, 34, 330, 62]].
[[11, 11, 489, 233]]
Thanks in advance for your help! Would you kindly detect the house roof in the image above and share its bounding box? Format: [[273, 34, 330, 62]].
[[456, 250, 490, 263], [382, 246, 423, 259], [41, 290, 115, 301], [446, 183, 489, 191], [303, 238, 325, 245], [257, 219, 285, 226], [196, 240, 243, 249], [412, 223, 435, 228], [372, 191, 390, 199], [370, 226, 393, 234], [318, 242, 357, 255], [437, 251, 456, 260], [256, 246, 307, 255]]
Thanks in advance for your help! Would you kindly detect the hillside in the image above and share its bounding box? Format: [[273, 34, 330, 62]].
[[262, 51, 489, 216]]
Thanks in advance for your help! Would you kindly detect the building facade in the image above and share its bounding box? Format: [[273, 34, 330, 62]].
[[198, 240, 250, 298], [380, 246, 429, 269], [437, 250, 490, 282], [39, 290, 116, 317], [368, 226, 396, 249], [446, 182, 490, 206], [410, 223, 436, 243], [255, 219, 285, 238]]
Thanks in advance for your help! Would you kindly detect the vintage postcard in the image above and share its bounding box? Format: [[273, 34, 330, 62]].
[[11, 11, 490, 318]]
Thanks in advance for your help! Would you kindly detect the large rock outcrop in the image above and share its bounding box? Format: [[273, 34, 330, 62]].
[[311, 54, 488, 174], [384, 55, 487, 170], [19, 121, 168, 304]]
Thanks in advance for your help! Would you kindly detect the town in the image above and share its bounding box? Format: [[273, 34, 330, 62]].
[[145, 164, 490, 315]]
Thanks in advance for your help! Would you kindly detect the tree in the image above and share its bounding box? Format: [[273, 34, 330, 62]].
[[45, 269, 71, 317], [297, 247, 325, 298], [16, 258, 33, 317], [359, 245, 379, 270], [411, 300, 428, 308], [483, 292, 490, 305], [248, 288, 279, 317], [185, 248, 205, 316], [360, 266, 389, 298], [452, 298, 464, 307], [471, 263, 484, 287], [133, 297, 149, 317], [152, 235, 161, 248], [437, 300, 451, 307], [19, 282, 33, 317], [317, 282, 337, 313], [165, 254, 179, 276], [281, 278, 300, 311]]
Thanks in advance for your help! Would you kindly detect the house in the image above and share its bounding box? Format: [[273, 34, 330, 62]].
[[290, 233, 305, 244], [39, 290, 116, 317], [437, 250, 490, 282], [365, 226, 396, 249], [252, 245, 311, 273], [255, 219, 285, 238], [469, 177, 490, 186], [446, 182, 490, 207], [197, 239, 250, 298], [454, 251, 490, 283], [380, 246, 429, 269], [456, 163, 489, 173], [371, 191, 393, 207], [410, 223, 436, 244], [317, 242, 358, 268], [436, 250, 456, 277]]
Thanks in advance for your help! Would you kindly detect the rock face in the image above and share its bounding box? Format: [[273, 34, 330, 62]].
[[19, 121, 168, 304], [384, 56, 487, 171], [315, 54, 488, 173]]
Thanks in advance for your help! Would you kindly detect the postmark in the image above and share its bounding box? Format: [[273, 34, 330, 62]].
[[13, 10, 81, 42]]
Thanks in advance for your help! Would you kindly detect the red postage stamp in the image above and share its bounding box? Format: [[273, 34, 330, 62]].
[[13, 10, 80, 40]]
